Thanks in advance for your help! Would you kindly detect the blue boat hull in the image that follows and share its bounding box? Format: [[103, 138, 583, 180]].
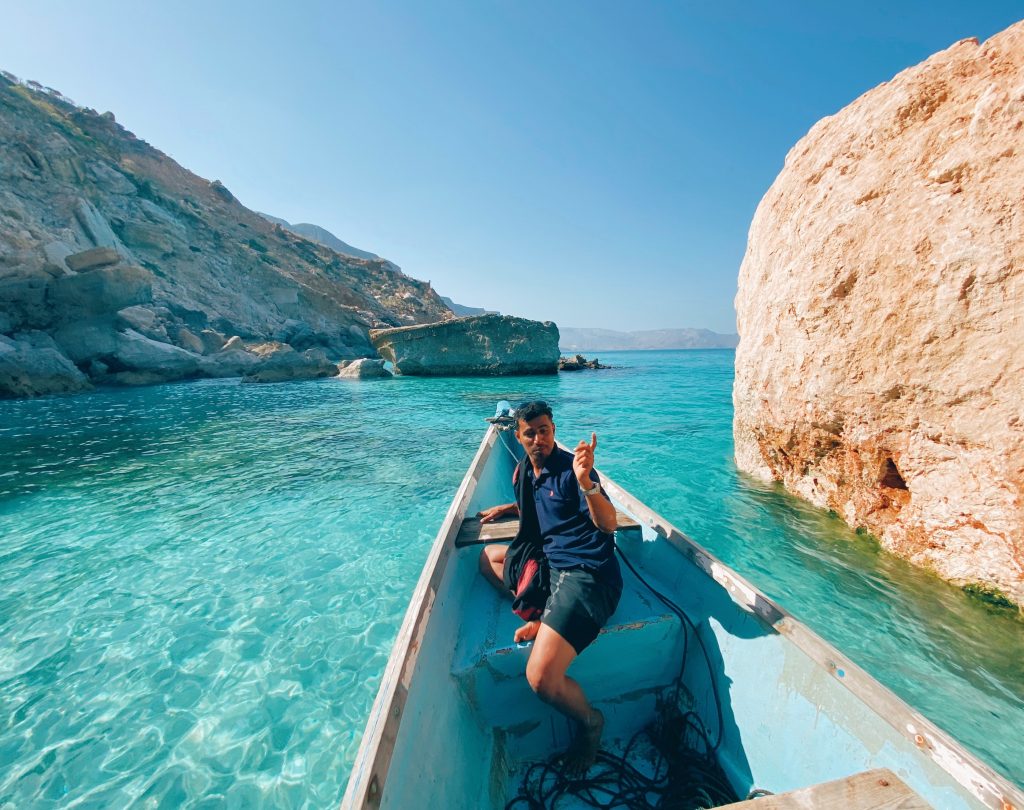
[[343, 414, 1023, 810]]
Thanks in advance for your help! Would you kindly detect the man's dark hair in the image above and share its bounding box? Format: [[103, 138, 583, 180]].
[[515, 400, 553, 424]]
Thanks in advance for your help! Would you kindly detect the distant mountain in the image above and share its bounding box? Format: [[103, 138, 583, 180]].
[[559, 327, 739, 351], [258, 217, 500, 320], [257, 213, 379, 261], [440, 296, 499, 317]]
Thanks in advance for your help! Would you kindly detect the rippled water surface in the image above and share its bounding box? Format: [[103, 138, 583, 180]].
[[1, 351, 1021, 807]]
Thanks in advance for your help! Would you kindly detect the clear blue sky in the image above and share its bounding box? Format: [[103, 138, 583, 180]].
[[2, 2, 1021, 333]]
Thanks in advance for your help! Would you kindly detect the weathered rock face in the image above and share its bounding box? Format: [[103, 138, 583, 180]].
[[0, 331, 91, 397], [0, 74, 453, 397], [337, 358, 392, 379], [559, 354, 608, 371], [371, 315, 560, 376], [240, 345, 337, 384], [733, 22, 1024, 605]]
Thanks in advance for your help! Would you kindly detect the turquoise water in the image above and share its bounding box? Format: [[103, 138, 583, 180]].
[[0, 350, 1021, 807]]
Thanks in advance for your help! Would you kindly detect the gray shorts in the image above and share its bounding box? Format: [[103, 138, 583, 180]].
[[541, 567, 621, 654]]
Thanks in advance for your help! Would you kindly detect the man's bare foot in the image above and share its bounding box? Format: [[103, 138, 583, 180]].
[[514, 620, 540, 643], [562, 708, 604, 775]]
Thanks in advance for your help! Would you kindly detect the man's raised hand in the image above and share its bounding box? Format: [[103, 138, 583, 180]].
[[573, 432, 598, 485]]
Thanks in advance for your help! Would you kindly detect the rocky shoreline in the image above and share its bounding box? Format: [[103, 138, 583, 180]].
[[0, 73, 453, 399]]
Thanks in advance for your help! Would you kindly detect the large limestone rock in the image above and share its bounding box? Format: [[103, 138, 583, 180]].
[[371, 315, 560, 376], [65, 246, 119, 272], [337, 358, 392, 379], [111, 329, 203, 380], [48, 263, 153, 317], [733, 22, 1024, 605], [239, 344, 338, 383], [0, 332, 91, 397]]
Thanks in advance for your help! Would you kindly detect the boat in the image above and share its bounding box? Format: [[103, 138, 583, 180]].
[[342, 402, 1023, 809]]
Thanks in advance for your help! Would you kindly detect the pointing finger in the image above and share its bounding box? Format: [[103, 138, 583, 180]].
[[590, 432, 598, 451]]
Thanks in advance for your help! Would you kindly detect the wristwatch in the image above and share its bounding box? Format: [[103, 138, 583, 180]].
[[580, 481, 601, 497]]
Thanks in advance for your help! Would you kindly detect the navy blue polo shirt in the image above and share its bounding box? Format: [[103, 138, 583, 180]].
[[525, 447, 622, 588]]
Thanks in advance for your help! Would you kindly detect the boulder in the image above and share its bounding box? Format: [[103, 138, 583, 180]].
[[0, 331, 91, 397], [65, 246, 120, 272], [370, 314, 560, 376], [199, 345, 260, 377], [41, 241, 74, 276], [733, 22, 1024, 605], [174, 327, 205, 355], [116, 305, 169, 341], [49, 264, 153, 316], [559, 354, 608, 371], [240, 346, 338, 383], [0, 266, 51, 329], [111, 328, 202, 380], [52, 318, 119, 363], [199, 328, 227, 354], [338, 358, 392, 379]]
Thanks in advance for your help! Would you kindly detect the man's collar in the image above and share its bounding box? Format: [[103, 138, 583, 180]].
[[527, 447, 569, 479]]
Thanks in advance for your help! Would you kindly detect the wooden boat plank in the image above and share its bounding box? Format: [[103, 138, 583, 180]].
[[455, 511, 640, 547], [719, 768, 932, 809]]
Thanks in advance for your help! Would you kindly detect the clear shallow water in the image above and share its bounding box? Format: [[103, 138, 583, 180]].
[[0, 351, 1020, 807]]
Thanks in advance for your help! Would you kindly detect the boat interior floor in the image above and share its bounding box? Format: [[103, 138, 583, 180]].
[[452, 522, 689, 765]]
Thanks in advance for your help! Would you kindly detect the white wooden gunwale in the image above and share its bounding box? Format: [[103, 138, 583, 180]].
[[340, 425, 499, 809], [596, 469, 1024, 810]]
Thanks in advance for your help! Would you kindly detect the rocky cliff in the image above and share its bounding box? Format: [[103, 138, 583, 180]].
[[371, 315, 560, 376], [733, 23, 1024, 605], [0, 73, 452, 396]]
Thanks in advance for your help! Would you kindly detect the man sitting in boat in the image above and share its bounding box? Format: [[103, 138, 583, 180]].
[[478, 400, 622, 774]]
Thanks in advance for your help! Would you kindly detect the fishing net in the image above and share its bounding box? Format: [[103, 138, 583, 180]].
[[504, 702, 742, 810]]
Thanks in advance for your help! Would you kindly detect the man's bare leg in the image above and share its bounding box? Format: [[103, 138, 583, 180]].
[[478, 545, 538, 640], [525, 622, 603, 774], [478, 544, 506, 591]]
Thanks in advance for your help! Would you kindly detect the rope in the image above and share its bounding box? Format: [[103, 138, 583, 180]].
[[504, 707, 738, 809], [504, 545, 746, 809]]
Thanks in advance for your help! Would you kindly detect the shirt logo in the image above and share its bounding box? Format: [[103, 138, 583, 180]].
[[549, 490, 554, 497]]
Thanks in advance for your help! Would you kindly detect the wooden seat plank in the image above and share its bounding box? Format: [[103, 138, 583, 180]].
[[455, 511, 640, 548], [718, 768, 931, 810]]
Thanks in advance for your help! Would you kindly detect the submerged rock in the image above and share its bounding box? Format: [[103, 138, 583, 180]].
[[733, 21, 1024, 606], [370, 314, 559, 376]]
